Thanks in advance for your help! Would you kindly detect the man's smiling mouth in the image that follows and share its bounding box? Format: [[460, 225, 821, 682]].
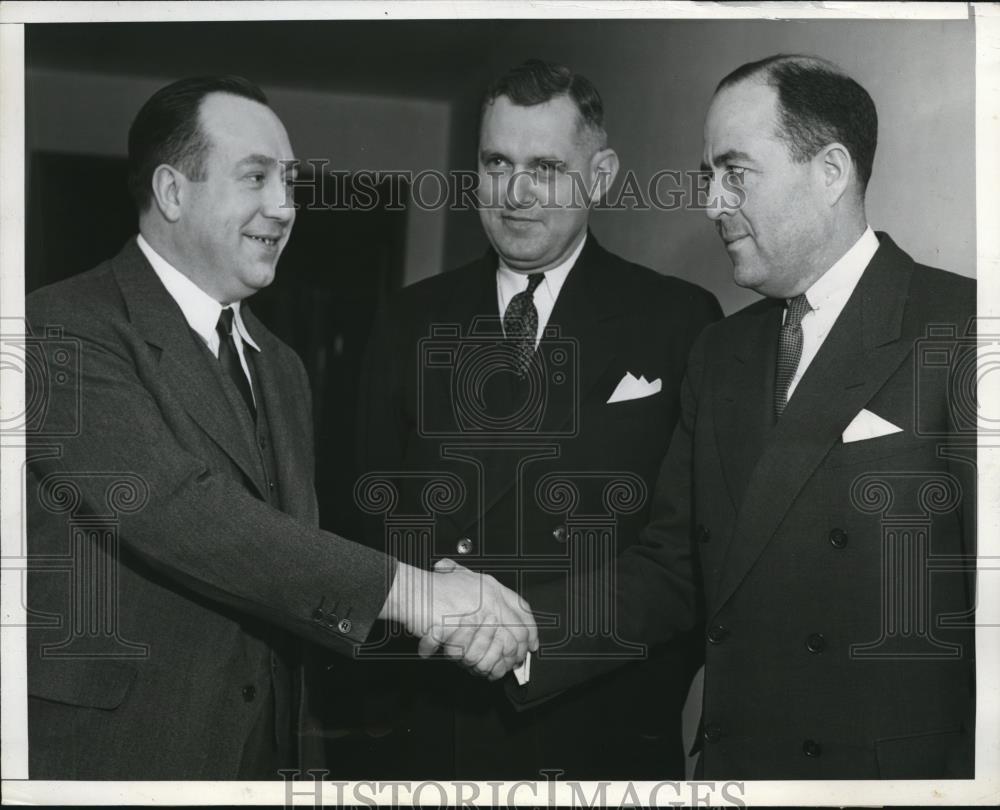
[[246, 235, 280, 247]]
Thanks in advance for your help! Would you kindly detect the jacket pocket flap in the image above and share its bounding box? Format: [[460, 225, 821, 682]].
[[29, 658, 137, 710], [875, 727, 967, 779]]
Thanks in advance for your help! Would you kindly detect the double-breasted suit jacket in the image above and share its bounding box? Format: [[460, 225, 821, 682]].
[[26, 238, 393, 779], [354, 235, 721, 778], [511, 233, 976, 779]]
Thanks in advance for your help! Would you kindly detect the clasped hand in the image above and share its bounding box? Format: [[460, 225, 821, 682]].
[[384, 559, 538, 680]]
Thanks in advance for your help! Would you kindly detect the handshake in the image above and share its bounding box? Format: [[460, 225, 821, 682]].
[[379, 558, 537, 680]]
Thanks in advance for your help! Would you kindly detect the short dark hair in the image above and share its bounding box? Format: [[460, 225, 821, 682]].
[[717, 54, 878, 189], [481, 59, 606, 145], [127, 75, 269, 212]]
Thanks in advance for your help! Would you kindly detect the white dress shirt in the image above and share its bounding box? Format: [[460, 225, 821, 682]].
[[497, 233, 587, 346], [137, 234, 259, 403], [785, 227, 879, 399]]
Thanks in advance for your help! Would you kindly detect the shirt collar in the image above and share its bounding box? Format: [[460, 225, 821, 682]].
[[497, 231, 587, 305], [136, 234, 260, 352], [799, 226, 879, 311]]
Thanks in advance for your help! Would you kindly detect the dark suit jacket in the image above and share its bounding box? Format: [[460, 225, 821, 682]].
[[511, 233, 976, 779], [352, 235, 721, 778], [25, 237, 394, 779]]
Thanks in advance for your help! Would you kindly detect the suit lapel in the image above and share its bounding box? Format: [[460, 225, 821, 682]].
[[713, 234, 916, 614], [112, 238, 267, 497], [433, 253, 503, 437], [240, 305, 315, 517], [538, 236, 623, 434], [714, 300, 782, 511]]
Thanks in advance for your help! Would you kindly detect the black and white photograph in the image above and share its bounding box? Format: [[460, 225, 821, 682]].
[[0, 2, 997, 806]]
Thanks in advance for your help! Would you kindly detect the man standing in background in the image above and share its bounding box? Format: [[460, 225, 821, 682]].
[[353, 60, 720, 779], [511, 54, 976, 780]]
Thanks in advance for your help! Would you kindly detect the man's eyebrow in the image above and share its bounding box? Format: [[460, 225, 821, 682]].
[[235, 153, 278, 169], [479, 149, 564, 165], [705, 149, 754, 169]]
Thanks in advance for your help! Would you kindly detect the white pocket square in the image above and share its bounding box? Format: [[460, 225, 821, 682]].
[[842, 409, 903, 444], [607, 372, 662, 404]]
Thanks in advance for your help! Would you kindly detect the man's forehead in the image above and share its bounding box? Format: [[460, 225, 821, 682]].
[[707, 81, 778, 128], [703, 82, 780, 158], [480, 95, 584, 150], [199, 92, 294, 159]]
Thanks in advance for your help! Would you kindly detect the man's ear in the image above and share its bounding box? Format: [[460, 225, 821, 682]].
[[589, 148, 620, 205], [816, 143, 853, 206], [150, 164, 186, 223]]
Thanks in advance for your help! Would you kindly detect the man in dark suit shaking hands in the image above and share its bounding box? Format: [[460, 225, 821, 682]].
[[511, 54, 976, 780], [354, 60, 720, 779], [25, 75, 536, 780]]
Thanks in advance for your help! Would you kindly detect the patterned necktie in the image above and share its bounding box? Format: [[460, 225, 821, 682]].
[[216, 307, 256, 418], [774, 293, 812, 418], [503, 272, 546, 376]]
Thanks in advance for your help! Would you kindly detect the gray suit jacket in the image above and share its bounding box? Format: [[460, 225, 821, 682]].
[[25, 237, 394, 778]]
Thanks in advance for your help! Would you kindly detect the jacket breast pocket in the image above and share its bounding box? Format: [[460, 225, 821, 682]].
[[826, 431, 928, 469], [29, 658, 137, 711]]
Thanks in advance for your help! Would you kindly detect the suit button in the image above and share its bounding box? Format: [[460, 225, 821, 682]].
[[242, 685, 256, 702], [337, 618, 352, 634], [552, 525, 567, 542], [703, 722, 722, 744], [802, 739, 822, 757], [697, 525, 711, 543], [456, 538, 473, 555], [806, 633, 826, 653], [829, 528, 848, 548], [258, 433, 268, 449], [312, 608, 325, 621], [707, 625, 729, 644], [268, 480, 276, 491]]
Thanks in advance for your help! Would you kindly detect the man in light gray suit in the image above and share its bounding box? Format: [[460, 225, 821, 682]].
[[25, 75, 535, 779]]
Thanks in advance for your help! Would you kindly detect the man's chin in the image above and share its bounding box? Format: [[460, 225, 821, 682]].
[[491, 237, 548, 269], [240, 265, 278, 296], [731, 263, 764, 291]]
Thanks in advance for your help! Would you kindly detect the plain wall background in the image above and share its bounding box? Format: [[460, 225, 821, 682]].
[[26, 18, 975, 312]]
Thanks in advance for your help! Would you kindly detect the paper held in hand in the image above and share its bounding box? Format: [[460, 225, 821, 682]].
[[513, 651, 530, 685]]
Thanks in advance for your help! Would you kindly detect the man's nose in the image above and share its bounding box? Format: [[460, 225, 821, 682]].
[[263, 177, 296, 223], [504, 170, 538, 211], [704, 173, 736, 222]]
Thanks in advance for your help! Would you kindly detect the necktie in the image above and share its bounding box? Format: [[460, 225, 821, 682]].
[[774, 293, 812, 418], [503, 272, 546, 376], [216, 307, 256, 418]]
